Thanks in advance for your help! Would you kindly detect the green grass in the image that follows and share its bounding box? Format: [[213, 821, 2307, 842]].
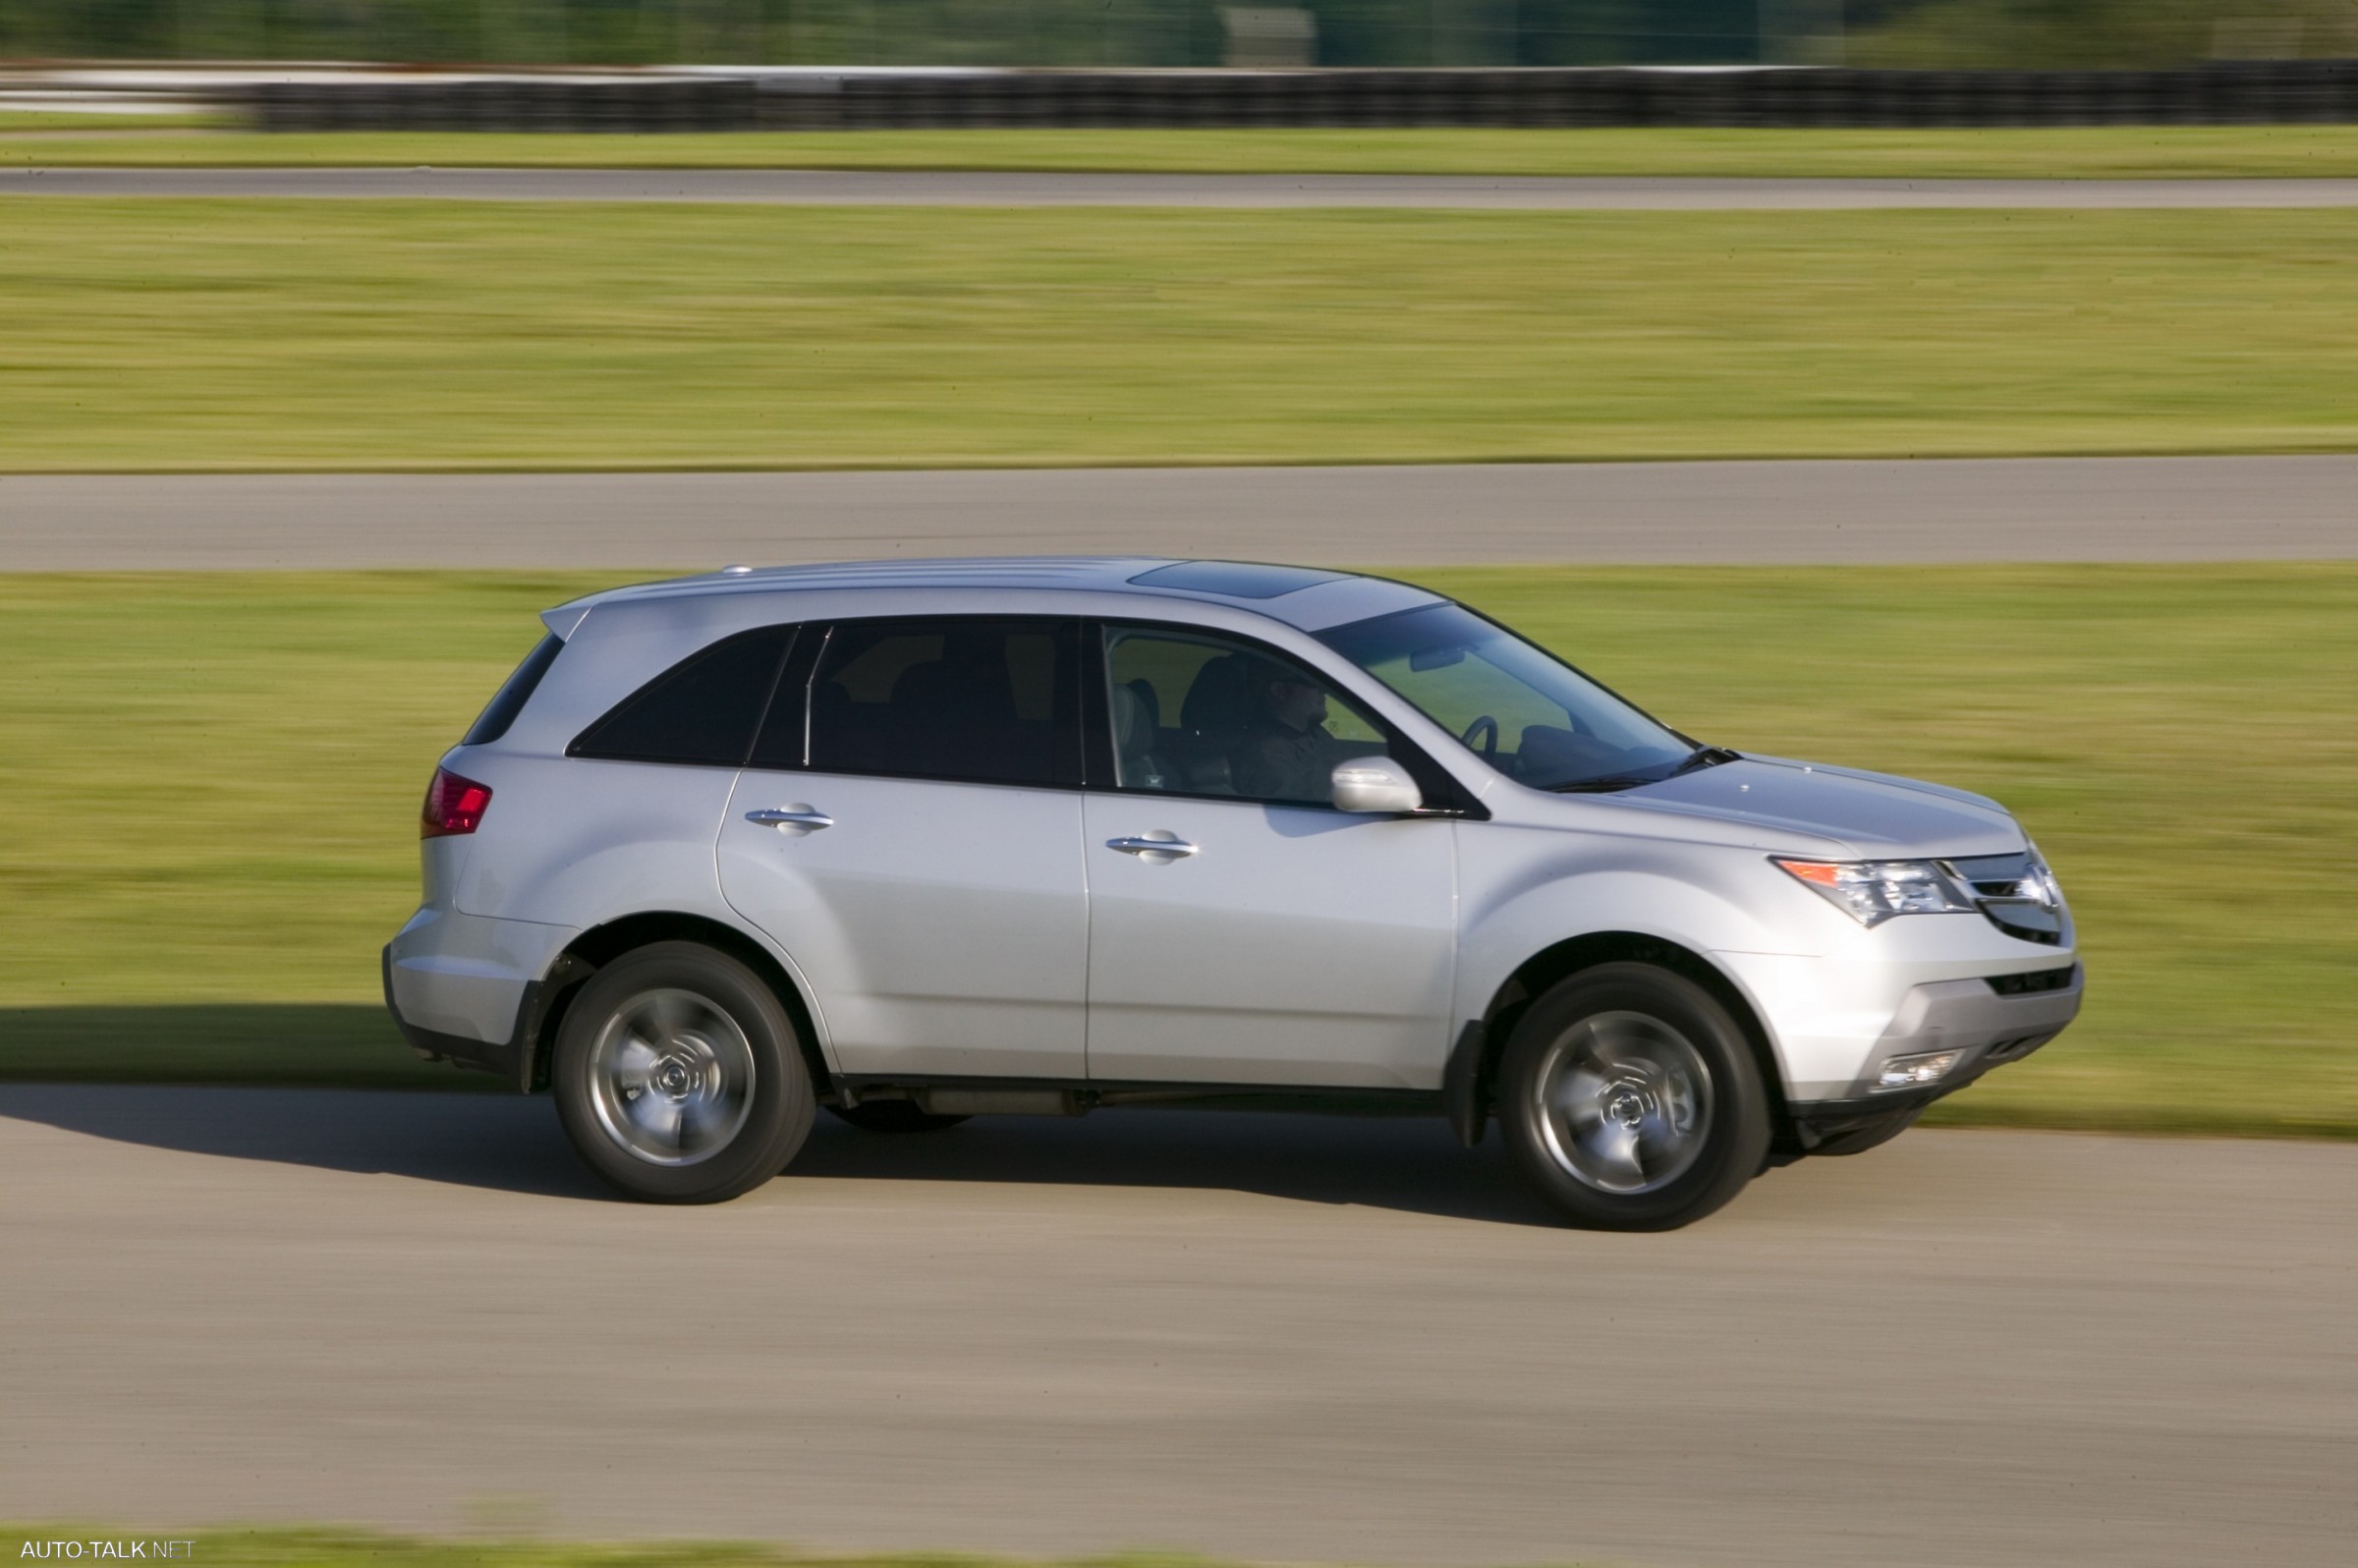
[[3, 565, 2353, 1140], [0, 1005, 475, 1091], [11, 123, 2358, 176], [3, 200, 2356, 472], [0, 110, 228, 133], [0, 572, 590, 1011]]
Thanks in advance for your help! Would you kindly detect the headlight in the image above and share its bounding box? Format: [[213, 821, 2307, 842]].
[[1772, 857, 1977, 926]]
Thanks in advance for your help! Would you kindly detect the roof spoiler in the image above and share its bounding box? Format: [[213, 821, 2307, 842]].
[[540, 601, 594, 641]]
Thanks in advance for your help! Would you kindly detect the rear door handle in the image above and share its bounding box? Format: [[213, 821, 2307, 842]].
[[1107, 833, 1198, 861], [747, 806, 833, 834]]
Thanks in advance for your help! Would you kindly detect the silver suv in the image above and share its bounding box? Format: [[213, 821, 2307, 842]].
[[384, 558, 2080, 1229]]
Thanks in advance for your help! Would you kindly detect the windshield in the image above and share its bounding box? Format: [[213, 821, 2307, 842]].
[[1319, 602, 1697, 791]]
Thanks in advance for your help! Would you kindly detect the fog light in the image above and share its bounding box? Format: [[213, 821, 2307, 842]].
[[1876, 1049, 1963, 1092]]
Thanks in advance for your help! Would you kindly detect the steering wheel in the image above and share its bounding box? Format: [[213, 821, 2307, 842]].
[[1460, 713, 1500, 761]]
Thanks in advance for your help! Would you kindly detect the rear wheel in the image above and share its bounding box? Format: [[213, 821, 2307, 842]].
[[1497, 963, 1769, 1231], [828, 1101, 971, 1134], [553, 941, 814, 1204]]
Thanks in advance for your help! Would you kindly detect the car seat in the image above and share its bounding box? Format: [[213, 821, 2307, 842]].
[[1110, 677, 1175, 790], [1172, 652, 1264, 795], [889, 638, 1020, 777]]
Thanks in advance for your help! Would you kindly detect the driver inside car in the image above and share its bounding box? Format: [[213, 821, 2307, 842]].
[[1232, 663, 1347, 803]]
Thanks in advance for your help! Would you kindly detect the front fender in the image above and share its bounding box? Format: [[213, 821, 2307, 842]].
[[1452, 824, 1836, 1063]]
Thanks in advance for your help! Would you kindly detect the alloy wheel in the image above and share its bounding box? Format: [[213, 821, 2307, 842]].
[[586, 986, 758, 1166], [1531, 1010, 1714, 1195]]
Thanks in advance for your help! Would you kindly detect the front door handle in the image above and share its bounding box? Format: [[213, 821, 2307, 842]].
[[1107, 832, 1199, 862], [747, 805, 833, 835]]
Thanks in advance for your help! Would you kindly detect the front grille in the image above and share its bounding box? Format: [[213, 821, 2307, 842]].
[[1950, 851, 2031, 887], [1946, 852, 2065, 945], [1987, 965, 2078, 997]]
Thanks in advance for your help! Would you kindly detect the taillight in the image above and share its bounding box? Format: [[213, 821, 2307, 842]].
[[421, 767, 493, 839]]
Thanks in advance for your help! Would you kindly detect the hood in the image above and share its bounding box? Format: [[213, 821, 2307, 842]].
[[1595, 756, 2024, 860]]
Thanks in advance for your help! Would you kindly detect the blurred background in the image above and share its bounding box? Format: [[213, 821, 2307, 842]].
[[1, 0, 2354, 1131], [3, 0, 2355, 69], [4, 0, 2356, 1561]]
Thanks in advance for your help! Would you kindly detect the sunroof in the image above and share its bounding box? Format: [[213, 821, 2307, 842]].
[[1128, 561, 1347, 599]]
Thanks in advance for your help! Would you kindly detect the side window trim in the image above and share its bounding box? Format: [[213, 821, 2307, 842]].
[[791, 614, 1088, 792], [746, 622, 829, 772], [1086, 617, 1484, 817]]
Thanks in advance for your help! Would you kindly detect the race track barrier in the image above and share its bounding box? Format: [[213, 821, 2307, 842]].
[[248, 61, 2358, 133]]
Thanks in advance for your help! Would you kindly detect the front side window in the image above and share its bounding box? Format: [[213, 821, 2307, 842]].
[[807, 618, 1081, 788], [569, 625, 796, 767], [1104, 626, 1391, 807], [1319, 602, 1696, 792]]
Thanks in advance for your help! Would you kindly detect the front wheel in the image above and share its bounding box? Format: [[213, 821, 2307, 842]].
[[1497, 963, 1769, 1231], [553, 941, 814, 1204]]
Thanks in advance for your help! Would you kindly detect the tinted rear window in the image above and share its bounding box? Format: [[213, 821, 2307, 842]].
[[570, 626, 797, 767], [808, 618, 1081, 788], [463, 633, 564, 747]]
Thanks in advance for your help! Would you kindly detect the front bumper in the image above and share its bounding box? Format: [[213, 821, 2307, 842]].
[[1786, 963, 2082, 1148]]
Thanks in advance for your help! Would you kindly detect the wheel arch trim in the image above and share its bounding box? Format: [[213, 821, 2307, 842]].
[[1456, 929, 1792, 1150], [528, 910, 836, 1097]]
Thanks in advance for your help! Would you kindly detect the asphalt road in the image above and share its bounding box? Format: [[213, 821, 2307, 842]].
[[2, 1086, 2352, 1568], [11, 166, 2358, 208], [6, 455, 2355, 570]]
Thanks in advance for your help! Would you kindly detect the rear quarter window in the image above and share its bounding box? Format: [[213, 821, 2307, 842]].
[[463, 633, 565, 747], [569, 625, 798, 767]]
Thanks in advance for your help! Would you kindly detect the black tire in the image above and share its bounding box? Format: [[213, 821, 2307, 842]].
[[827, 1101, 971, 1134], [552, 940, 814, 1204], [1496, 962, 1770, 1231]]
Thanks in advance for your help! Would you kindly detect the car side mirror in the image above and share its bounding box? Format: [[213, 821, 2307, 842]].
[[1331, 756, 1423, 814]]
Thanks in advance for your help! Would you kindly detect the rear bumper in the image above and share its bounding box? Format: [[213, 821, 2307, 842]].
[[382, 944, 533, 1086], [381, 905, 575, 1091]]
